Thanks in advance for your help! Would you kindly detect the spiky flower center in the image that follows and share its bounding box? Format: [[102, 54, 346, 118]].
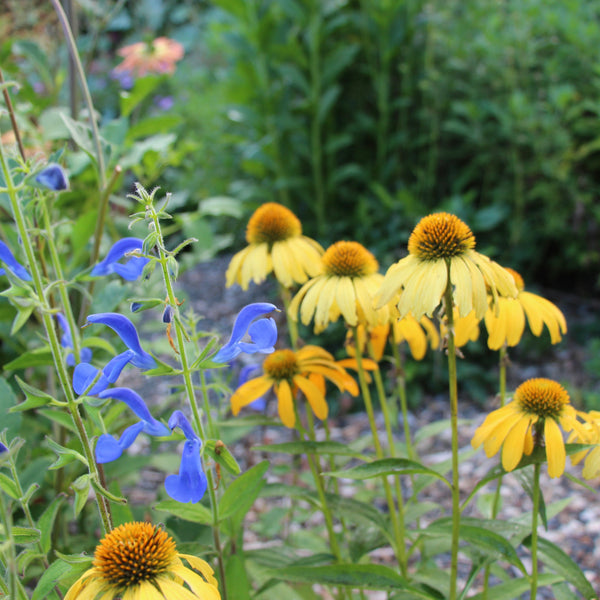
[[408, 212, 476, 260], [514, 378, 570, 419], [94, 522, 177, 586], [246, 203, 302, 244], [504, 267, 525, 292], [322, 241, 378, 277], [263, 349, 299, 381]]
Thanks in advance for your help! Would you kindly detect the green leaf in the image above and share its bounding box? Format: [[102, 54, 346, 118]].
[[12, 526, 41, 545], [38, 495, 65, 553], [218, 460, 269, 522], [11, 376, 59, 411], [468, 574, 563, 599], [46, 437, 88, 469], [267, 564, 428, 593], [71, 474, 91, 517], [326, 458, 451, 488], [153, 499, 213, 525], [0, 472, 20, 499], [254, 440, 365, 460], [31, 558, 73, 600], [523, 536, 596, 599], [205, 440, 241, 475], [120, 75, 164, 118], [225, 554, 252, 600], [3, 347, 53, 370], [514, 467, 547, 528], [0, 377, 21, 439], [423, 519, 526, 574], [11, 305, 33, 334]]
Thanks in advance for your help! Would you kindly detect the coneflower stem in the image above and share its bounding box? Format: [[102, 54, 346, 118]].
[[352, 326, 407, 576], [530, 462, 541, 599], [482, 345, 508, 598], [443, 265, 460, 600]]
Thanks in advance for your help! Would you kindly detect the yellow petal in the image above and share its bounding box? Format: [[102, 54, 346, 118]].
[[582, 447, 600, 479], [271, 241, 295, 288], [545, 418, 566, 478], [178, 554, 218, 587], [157, 578, 204, 600], [501, 416, 530, 471], [450, 256, 474, 317], [275, 380, 296, 428], [231, 377, 272, 414], [335, 276, 358, 326], [225, 246, 250, 289], [481, 411, 524, 458], [294, 375, 328, 420]]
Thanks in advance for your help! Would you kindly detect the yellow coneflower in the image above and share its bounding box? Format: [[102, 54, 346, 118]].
[[288, 240, 388, 333], [376, 212, 517, 320], [230, 345, 357, 427], [226, 202, 323, 290], [472, 378, 588, 478], [346, 316, 439, 363], [484, 268, 567, 350], [568, 411, 600, 479], [64, 522, 220, 600]]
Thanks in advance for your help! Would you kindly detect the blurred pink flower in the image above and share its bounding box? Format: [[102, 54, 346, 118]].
[[114, 37, 184, 77]]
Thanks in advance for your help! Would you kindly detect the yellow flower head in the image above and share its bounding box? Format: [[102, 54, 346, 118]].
[[568, 411, 600, 480], [376, 212, 517, 320], [114, 37, 184, 77], [230, 345, 358, 427], [226, 202, 323, 290], [289, 240, 389, 333], [65, 522, 220, 600], [472, 378, 587, 478], [484, 267, 567, 350]]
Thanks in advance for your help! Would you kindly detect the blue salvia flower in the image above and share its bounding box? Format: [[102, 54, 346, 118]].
[[0, 442, 7, 454], [55, 313, 92, 366], [94, 387, 170, 463], [165, 410, 207, 503], [91, 238, 150, 281], [212, 302, 278, 363], [0, 241, 32, 281], [73, 313, 156, 395], [34, 163, 69, 191]]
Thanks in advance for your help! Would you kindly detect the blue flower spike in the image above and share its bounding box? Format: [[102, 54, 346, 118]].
[[85, 313, 156, 370], [0, 241, 32, 281], [165, 410, 207, 503], [91, 238, 150, 281], [34, 163, 69, 191], [55, 313, 92, 366], [212, 302, 279, 363]]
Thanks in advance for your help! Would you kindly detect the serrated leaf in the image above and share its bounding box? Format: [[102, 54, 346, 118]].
[[153, 499, 213, 524], [219, 460, 268, 522], [254, 440, 365, 460], [326, 458, 451, 488]]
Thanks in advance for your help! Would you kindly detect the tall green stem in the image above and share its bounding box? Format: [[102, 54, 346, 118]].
[[443, 265, 460, 600], [530, 462, 541, 599], [391, 340, 415, 461], [0, 143, 112, 533], [352, 326, 406, 574], [147, 200, 228, 600], [482, 345, 508, 598]]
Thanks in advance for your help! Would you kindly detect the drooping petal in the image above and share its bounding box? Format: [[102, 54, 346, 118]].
[[237, 317, 277, 356], [231, 376, 273, 415], [164, 439, 207, 503], [98, 387, 170, 437], [34, 163, 69, 191], [91, 238, 146, 278], [168, 410, 199, 441], [0, 240, 32, 281], [275, 380, 295, 428], [111, 257, 149, 281], [212, 303, 278, 363], [238, 365, 267, 411], [102, 350, 135, 383], [294, 375, 328, 421], [95, 422, 145, 463], [545, 418, 566, 478], [86, 313, 156, 370], [500, 415, 530, 472]]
